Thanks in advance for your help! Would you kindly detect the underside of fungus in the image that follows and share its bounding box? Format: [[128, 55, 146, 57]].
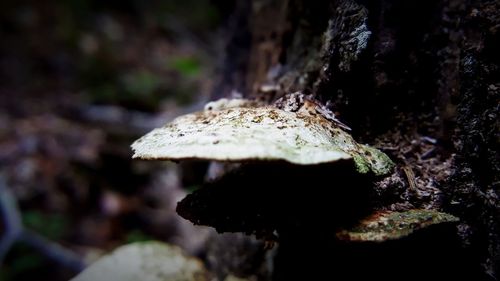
[[131, 99, 394, 176]]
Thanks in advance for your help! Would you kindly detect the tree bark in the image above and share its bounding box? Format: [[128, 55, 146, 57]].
[[213, 0, 499, 279]]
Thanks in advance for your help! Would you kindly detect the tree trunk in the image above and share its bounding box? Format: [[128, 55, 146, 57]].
[[213, 0, 499, 280]]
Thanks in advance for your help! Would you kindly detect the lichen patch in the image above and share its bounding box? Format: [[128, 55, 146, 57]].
[[336, 209, 459, 242]]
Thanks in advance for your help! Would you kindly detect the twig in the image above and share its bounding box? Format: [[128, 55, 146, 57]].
[[0, 175, 23, 263], [402, 166, 418, 192], [0, 175, 87, 272]]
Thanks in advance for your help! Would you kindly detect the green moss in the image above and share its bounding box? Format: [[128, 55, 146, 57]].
[[168, 57, 201, 77], [361, 145, 395, 176], [123, 69, 162, 97], [1, 245, 45, 280], [125, 230, 153, 244], [351, 145, 394, 176], [353, 154, 371, 174], [22, 211, 68, 240]]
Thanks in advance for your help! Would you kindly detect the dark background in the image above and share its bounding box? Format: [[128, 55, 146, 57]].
[[0, 1, 224, 280]]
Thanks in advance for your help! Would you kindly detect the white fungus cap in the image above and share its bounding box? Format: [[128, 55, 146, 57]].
[[131, 101, 394, 175]]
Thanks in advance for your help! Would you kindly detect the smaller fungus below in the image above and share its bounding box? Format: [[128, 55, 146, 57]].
[[176, 161, 378, 241], [335, 209, 459, 242], [129, 98, 464, 280], [71, 242, 209, 281], [131, 98, 394, 176]]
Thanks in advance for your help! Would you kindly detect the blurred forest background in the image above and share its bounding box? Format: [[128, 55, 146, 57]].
[[0, 1, 227, 280], [1, 0, 499, 280]]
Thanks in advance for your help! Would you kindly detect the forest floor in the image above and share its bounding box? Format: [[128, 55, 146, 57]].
[[0, 1, 222, 280]]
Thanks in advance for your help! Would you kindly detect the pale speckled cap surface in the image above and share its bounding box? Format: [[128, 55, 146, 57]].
[[131, 106, 394, 175]]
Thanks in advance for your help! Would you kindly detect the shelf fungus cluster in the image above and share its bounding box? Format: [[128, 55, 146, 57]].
[[132, 97, 458, 243]]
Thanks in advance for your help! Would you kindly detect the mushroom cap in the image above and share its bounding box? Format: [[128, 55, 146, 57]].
[[336, 209, 459, 242], [131, 106, 394, 175], [71, 242, 208, 281]]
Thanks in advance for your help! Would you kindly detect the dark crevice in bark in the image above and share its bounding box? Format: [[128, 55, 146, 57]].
[[212, 0, 252, 99]]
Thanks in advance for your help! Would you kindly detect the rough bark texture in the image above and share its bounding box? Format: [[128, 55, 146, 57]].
[[209, 0, 498, 279]]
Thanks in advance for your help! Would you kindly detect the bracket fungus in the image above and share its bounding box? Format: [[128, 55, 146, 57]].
[[131, 98, 394, 176], [336, 209, 459, 242], [130, 97, 464, 280]]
